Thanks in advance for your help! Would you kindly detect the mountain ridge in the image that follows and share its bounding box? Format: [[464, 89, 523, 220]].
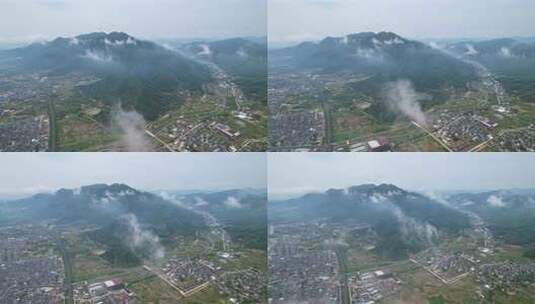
[[4, 31, 213, 120], [269, 183, 471, 258], [270, 31, 477, 92]]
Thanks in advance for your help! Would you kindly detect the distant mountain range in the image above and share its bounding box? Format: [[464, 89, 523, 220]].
[[270, 184, 471, 259], [177, 188, 267, 250], [449, 189, 535, 257], [445, 38, 535, 102], [449, 189, 535, 209], [446, 38, 535, 60]]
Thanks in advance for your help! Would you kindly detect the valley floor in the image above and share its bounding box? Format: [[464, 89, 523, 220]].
[[268, 66, 535, 152], [268, 216, 535, 304]]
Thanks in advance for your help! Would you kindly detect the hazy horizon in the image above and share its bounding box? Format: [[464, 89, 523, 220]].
[[0, 0, 266, 45], [268, 32, 535, 49], [0, 33, 268, 51], [268, 153, 535, 199], [0, 153, 266, 199], [269, 0, 535, 44]]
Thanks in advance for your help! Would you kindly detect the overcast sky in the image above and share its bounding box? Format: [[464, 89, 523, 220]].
[[0, 153, 266, 198], [0, 0, 266, 44], [269, 0, 535, 44], [269, 153, 535, 199]]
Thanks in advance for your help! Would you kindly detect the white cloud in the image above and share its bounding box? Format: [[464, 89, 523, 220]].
[[461, 200, 475, 206], [126, 37, 137, 45], [195, 197, 209, 207], [123, 213, 165, 260], [105, 37, 137, 47], [236, 47, 248, 58], [465, 44, 479, 55], [81, 49, 113, 62], [487, 195, 506, 207], [383, 37, 404, 45], [429, 41, 441, 49], [160, 43, 175, 51], [499, 47, 513, 57], [369, 193, 387, 204], [198, 44, 212, 56], [372, 38, 382, 46], [69, 37, 79, 45], [355, 47, 382, 61], [224, 196, 243, 208]]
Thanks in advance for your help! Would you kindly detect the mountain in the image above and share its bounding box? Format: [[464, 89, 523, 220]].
[[446, 38, 535, 102], [3, 32, 212, 120], [179, 189, 267, 250], [270, 184, 471, 258], [449, 190, 535, 258], [270, 184, 470, 232], [3, 183, 207, 266], [449, 189, 535, 209], [184, 38, 267, 103], [10, 183, 204, 231], [447, 38, 535, 60], [270, 32, 477, 92]]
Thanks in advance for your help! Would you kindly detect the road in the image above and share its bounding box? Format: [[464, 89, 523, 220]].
[[169, 194, 232, 251], [176, 47, 244, 110], [469, 136, 494, 152], [144, 129, 176, 152], [411, 121, 453, 152], [54, 234, 74, 304], [320, 94, 334, 151], [465, 59, 506, 105], [142, 265, 186, 296], [336, 247, 351, 304], [47, 98, 58, 151]]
